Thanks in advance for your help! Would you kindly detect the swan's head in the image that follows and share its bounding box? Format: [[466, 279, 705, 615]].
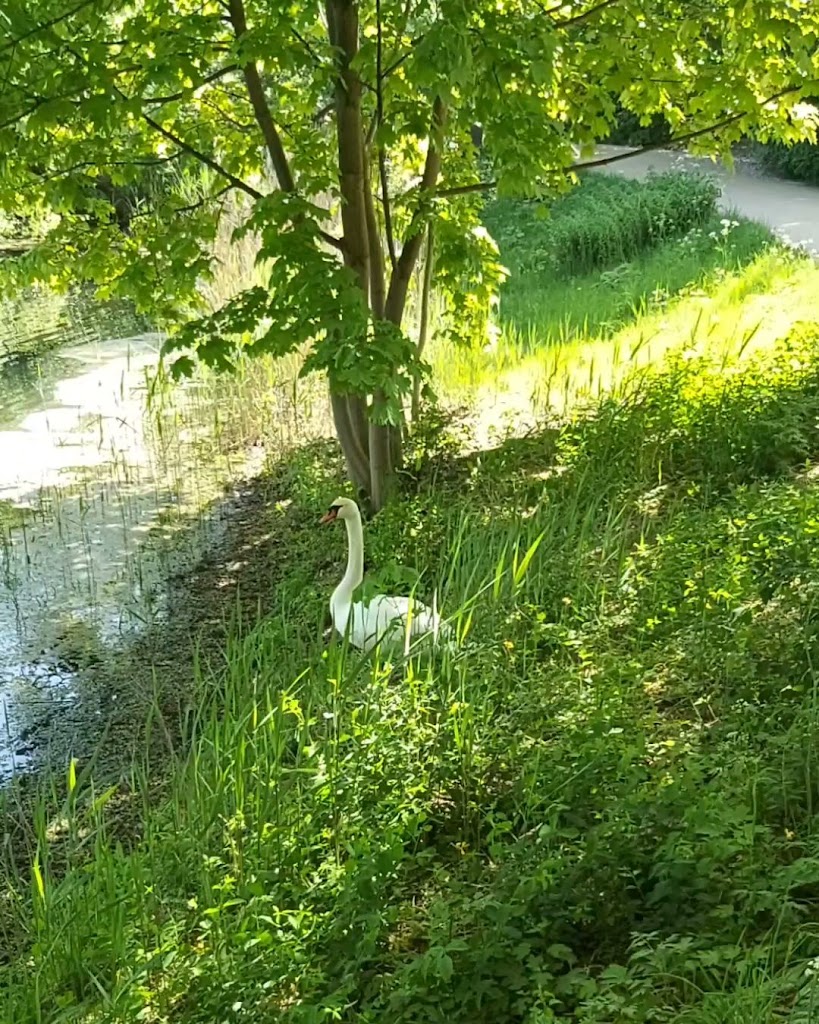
[[320, 497, 359, 525]]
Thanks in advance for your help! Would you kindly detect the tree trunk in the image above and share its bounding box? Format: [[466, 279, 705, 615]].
[[363, 149, 396, 507], [326, 7, 445, 510], [331, 391, 370, 496], [328, 0, 385, 504], [412, 221, 435, 423]]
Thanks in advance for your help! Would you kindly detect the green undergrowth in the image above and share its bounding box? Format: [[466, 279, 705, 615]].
[[5, 326, 819, 1021], [755, 140, 819, 186], [499, 215, 775, 348], [483, 172, 777, 348], [484, 172, 721, 280]]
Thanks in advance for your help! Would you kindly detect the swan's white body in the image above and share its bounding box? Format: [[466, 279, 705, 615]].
[[323, 498, 448, 653]]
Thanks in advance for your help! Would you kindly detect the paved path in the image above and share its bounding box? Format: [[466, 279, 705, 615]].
[[590, 145, 819, 258]]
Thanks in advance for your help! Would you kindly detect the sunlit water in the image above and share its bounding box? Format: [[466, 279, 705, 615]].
[[0, 293, 254, 780]]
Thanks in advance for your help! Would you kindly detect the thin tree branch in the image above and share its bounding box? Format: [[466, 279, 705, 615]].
[[142, 64, 239, 105], [385, 95, 446, 323], [291, 27, 324, 66], [379, 150, 396, 270], [224, 0, 343, 251], [373, 0, 395, 270], [435, 83, 808, 198], [140, 109, 264, 199], [227, 0, 295, 192], [0, 98, 47, 132], [24, 152, 182, 188], [198, 94, 254, 131], [313, 99, 335, 124], [0, 0, 97, 54], [172, 184, 233, 215], [554, 0, 621, 27], [56, 42, 266, 207], [380, 34, 424, 81], [127, 184, 233, 222]]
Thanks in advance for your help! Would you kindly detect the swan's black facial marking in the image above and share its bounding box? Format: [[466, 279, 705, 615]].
[[320, 503, 341, 525]]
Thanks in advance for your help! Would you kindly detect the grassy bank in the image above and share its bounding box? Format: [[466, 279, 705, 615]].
[[482, 173, 775, 348], [3, 174, 819, 1022]]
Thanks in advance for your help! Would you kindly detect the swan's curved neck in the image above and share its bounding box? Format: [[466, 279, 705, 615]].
[[332, 507, 364, 618]]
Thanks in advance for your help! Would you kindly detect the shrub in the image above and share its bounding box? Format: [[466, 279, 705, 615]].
[[604, 103, 672, 147], [755, 140, 819, 185], [484, 172, 721, 279], [559, 322, 819, 492]]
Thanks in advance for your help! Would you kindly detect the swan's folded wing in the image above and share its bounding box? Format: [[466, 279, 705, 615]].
[[348, 595, 439, 651]]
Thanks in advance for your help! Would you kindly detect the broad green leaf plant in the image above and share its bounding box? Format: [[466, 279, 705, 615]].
[[0, 0, 817, 507]]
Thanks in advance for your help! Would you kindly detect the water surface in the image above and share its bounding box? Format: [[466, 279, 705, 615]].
[[0, 293, 244, 778]]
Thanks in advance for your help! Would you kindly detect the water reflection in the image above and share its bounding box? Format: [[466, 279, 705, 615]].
[[0, 295, 235, 779]]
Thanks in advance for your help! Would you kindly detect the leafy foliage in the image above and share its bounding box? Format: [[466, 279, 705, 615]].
[[756, 139, 819, 184], [0, 0, 818, 498], [605, 102, 673, 147]]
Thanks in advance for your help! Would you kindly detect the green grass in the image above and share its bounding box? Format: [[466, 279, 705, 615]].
[[483, 172, 721, 281], [5, 329, 819, 1022], [495, 215, 776, 347], [4, 171, 819, 1023], [482, 172, 779, 349]]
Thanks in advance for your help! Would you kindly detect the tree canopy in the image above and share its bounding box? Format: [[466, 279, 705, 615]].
[[1, 0, 817, 506]]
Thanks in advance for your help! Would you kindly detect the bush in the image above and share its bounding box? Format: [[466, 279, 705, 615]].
[[484, 172, 721, 279], [560, 322, 819, 492], [604, 103, 672, 147], [756, 140, 819, 185]]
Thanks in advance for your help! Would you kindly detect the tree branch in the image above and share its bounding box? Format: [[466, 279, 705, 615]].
[[172, 184, 233, 216], [140, 109, 264, 200], [0, 98, 48, 132], [384, 95, 446, 323], [227, 0, 295, 193], [142, 64, 239, 105], [380, 34, 424, 80], [379, 150, 396, 270], [290, 27, 324, 66], [553, 0, 621, 28], [435, 83, 808, 198], [373, 0, 396, 270], [0, 0, 97, 54], [223, 0, 343, 251]]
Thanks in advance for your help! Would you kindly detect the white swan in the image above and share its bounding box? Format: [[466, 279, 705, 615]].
[[321, 497, 448, 653]]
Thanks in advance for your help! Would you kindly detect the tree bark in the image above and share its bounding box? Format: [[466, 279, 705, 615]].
[[327, 0, 385, 503], [384, 96, 446, 325], [331, 391, 370, 495], [326, 6, 445, 508], [363, 151, 385, 320], [412, 221, 435, 423], [327, 0, 370, 296]]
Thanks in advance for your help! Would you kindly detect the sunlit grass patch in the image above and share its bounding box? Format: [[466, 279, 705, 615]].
[[432, 243, 819, 425]]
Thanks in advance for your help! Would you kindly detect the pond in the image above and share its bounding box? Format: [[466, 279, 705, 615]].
[[0, 291, 268, 780]]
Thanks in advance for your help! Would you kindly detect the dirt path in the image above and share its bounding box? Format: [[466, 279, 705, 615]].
[[591, 145, 819, 258]]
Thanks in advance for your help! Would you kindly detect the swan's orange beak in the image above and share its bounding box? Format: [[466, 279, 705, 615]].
[[320, 506, 339, 525]]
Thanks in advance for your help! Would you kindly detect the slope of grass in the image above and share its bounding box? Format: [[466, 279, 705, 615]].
[[495, 215, 775, 347], [431, 242, 818, 428], [3, 169, 819, 1024], [484, 172, 720, 280], [482, 173, 780, 348], [5, 326, 819, 1022]]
